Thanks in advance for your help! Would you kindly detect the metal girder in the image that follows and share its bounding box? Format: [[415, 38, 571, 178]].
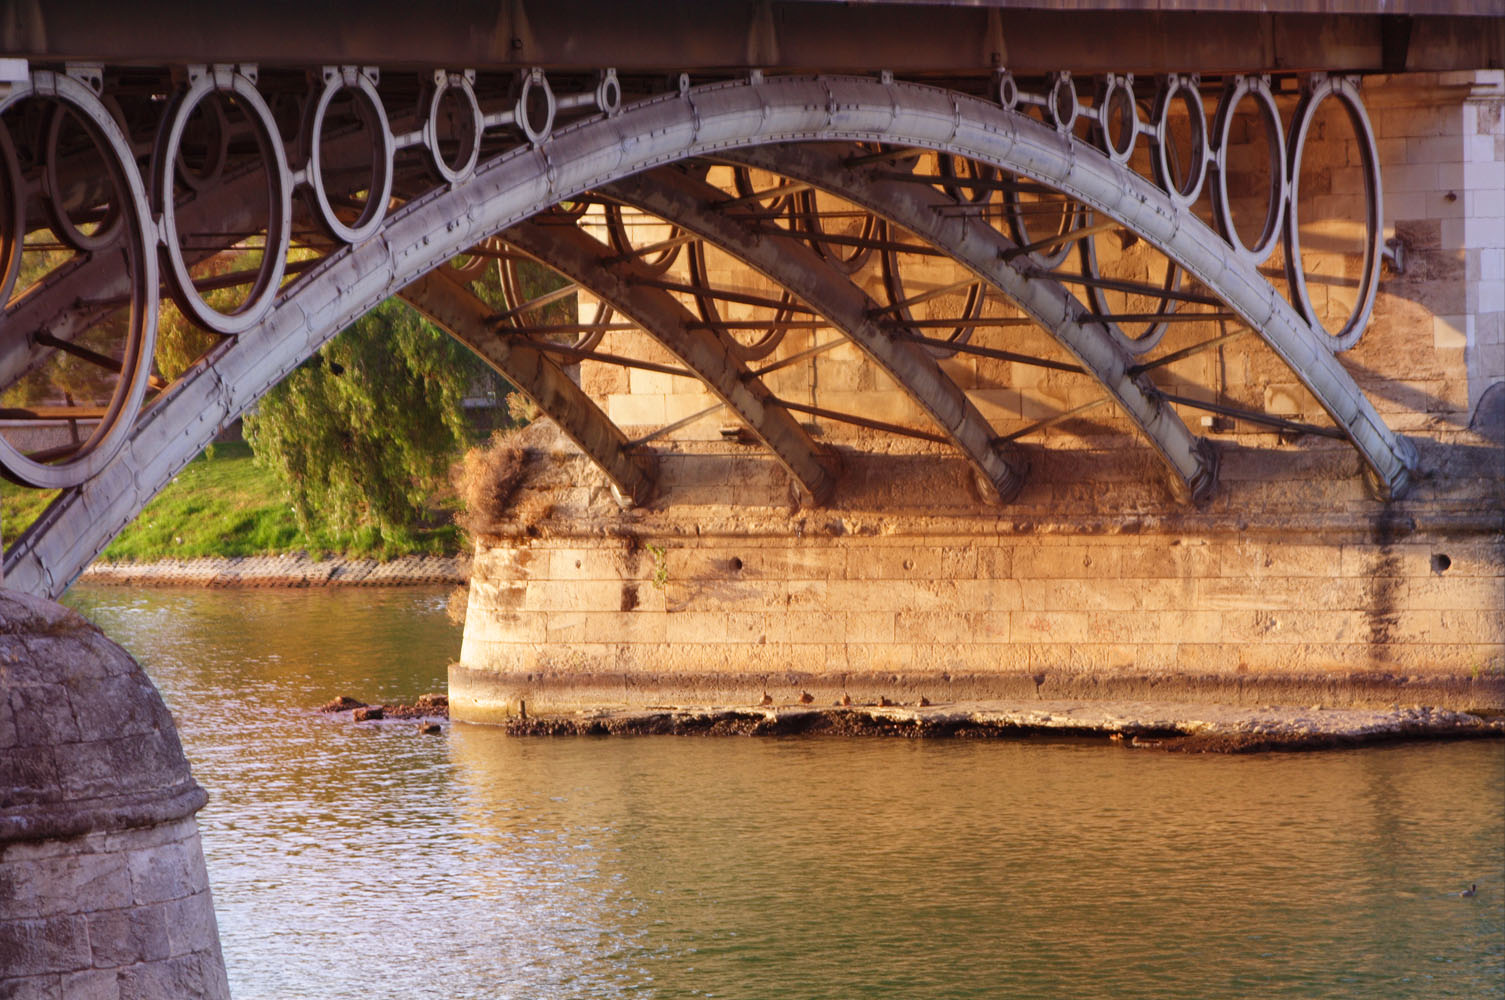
[[604, 168, 1027, 502], [397, 269, 656, 506], [722, 143, 1219, 504], [500, 218, 838, 503], [3, 72, 1416, 597], [4, 4, 1499, 73]]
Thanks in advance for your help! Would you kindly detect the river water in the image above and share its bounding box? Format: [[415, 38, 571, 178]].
[[66, 585, 1504, 1000]]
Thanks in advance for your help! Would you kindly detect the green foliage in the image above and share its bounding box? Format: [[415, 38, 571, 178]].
[[243, 298, 488, 554], [99, 442, 304, 560], [1, 443, 462, 562], [645, 542, 669, 591]]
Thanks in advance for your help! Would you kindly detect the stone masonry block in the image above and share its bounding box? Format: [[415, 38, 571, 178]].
[[59, 969, 120, 1000], [1010, 611, 1094, 644], [766, 611, 846, 645], [664, 611, 764, 645], [950, 579, 1024, 612], [0, 974, 65, 1000], [0, 916, 90, 977], [0, 851, 131, 921], [126, 841, 198, 906], [162, 892, 221, 960], [893, 610, 973, 644], [583, 612, 668, 645], [1012, 544, 1121, 580], [85, 903, 171, 969], [844, 611, 896, 645]]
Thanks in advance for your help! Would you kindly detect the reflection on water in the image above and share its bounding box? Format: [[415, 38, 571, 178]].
[[68, 586, 1505, 1000]]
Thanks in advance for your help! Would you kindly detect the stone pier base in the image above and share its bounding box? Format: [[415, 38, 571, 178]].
[[0, 591, 229, 999], [451, 427, 1505, 724]]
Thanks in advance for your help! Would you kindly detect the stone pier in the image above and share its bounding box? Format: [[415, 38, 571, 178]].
[[0, 592, 230, 999]]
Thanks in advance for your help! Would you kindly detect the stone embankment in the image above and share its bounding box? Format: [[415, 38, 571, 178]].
[[499, 698, 1505, 752], [79, 554, 466, 588]]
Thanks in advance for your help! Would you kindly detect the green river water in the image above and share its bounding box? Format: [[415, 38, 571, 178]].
[[66, 585, 1504, 1000]]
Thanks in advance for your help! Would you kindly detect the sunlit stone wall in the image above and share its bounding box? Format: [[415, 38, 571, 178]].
[[453, 72, 1504, 721]]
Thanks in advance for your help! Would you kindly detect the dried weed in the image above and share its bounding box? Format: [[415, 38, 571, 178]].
[[452, 430, 528, 535], [445, 584, 469, 626]]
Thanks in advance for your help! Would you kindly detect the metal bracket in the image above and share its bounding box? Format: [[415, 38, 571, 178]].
[[1382, 237, 1406, 275], [64, 62, 104, 95]]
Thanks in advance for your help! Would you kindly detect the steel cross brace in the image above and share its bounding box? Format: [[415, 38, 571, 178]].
[[398, 268, 657, 506], [603, 168, 1027, 503]]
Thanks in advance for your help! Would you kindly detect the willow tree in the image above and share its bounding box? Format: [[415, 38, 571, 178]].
[[242, 298, 489, 553]]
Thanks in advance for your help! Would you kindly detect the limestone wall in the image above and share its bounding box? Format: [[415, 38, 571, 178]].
[[454, 72, 1504, 721]]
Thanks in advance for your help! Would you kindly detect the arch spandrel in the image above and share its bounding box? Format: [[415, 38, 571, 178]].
[[1, 71, 1415, 598]]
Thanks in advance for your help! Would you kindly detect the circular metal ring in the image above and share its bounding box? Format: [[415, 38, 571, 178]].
[[1152, 74, 1208, 207], [42, 102, 125, 252], [1283, 74, 1382, 352], [937, 154, 997, 205], [0, 119, 24, 307], [495, 249, 612, 353], [574, 297, 613, 354], [881, 237, 984, 358], [0, 71, 158, 490], [303, 67, 393, 245], [595, 69, 622, 117], [996, 71, 1019, 112], [1048, 72, 1078, 133], [605, 202, 683, 274], [688, 238, 793, 361], [424, 72, 483, 182], [795, 187, 877, 274], [732, 165, 795, 215], [1002, 177, 1084, 271], [1210, 75, 1287, 266], [1077, 212, 1181, 355], [152, 67, 291, 336], [1095, 73, 1139, 164], [449, 236, 496, 280], [170, 91, 229, 194], [515, 68, 556, 145]]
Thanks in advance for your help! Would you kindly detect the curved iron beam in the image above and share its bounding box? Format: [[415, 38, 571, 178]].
[[723, 143, 1219, 503], [4, 73, 1413, 598], [397, 269, 657, 506], [602, 169, 1027, 502], [499, 218, 838, 503]]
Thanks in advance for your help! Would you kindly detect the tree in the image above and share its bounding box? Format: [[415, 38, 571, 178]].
[[242, 298, 490, 553]]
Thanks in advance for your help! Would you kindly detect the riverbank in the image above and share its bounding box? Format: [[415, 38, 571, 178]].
[[493, 699, 1505, 752], [79, 553, 467, 587]]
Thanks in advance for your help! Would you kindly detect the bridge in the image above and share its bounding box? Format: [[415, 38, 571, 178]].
[[1, 3, 1503, 994], [0, 1, 1499, 714], [0, 1, 1500, 592]]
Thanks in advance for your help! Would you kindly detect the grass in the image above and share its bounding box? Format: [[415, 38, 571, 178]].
[[0, 442, 463, 563]]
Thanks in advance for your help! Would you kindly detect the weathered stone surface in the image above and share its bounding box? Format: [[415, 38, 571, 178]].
[[0, 593, 205, 844], [0, 592, 230, 999]]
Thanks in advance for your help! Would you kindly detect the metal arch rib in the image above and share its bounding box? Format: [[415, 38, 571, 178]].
[[602, 169, 1027, 503], [5, 72, 1414, 599], [723, 143, 1219, 504], [397, 270, 656, 506], [499, 219, 837, 504]]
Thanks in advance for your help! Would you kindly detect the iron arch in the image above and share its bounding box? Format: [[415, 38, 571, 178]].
[[3, 73, 1414, 598]]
